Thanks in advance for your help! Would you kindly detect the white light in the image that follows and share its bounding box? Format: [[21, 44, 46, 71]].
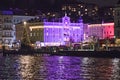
[[59, 56, 63, 59], [24, 21, 27, 25]]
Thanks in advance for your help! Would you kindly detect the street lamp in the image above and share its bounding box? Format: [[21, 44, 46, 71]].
[[23, 21, 27, 26]]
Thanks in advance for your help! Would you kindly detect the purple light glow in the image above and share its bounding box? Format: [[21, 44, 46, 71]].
[[44, 15, 84, 46]]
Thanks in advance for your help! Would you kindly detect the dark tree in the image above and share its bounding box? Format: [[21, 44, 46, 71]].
[[21, 27, 31, 49]]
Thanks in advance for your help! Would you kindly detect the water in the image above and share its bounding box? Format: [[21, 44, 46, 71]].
[[0, 54, 120, 80]]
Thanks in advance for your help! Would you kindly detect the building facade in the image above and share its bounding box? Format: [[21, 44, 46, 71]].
[[16, 15, 84, 46], [114, 1, 120, 38], [61, 3, 98, 23], [0, 11, 35, 48], [0, 15, 15, 48], [85, 23, 114, 40]]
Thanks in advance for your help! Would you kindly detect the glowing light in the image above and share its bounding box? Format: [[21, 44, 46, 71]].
[[23, 21, 27, 25], [88, 22, 114, 39], [59, 56, 63, 59], [102, 23, 114, 26], [29, 15, 84, 46]]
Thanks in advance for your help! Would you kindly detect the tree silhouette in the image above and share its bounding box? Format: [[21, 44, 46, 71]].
[[21, 27, 31, 49]]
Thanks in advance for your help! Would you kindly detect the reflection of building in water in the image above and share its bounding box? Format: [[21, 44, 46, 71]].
[[18, 55, 47, 79], [112, 58, 120, 79], [82, 58, 113, 80], [19, 56, 34, 79], [16, 14, 84, 46]]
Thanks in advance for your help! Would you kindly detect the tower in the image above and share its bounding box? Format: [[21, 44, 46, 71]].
[[62, 13, 71, 45]]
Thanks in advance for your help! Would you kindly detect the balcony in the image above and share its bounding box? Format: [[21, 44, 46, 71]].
[[2, 27, 13, 31], [4, 20, 12, 23], [2, 35, 13, 38]]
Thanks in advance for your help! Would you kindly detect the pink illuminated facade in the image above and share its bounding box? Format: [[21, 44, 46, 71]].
[[86, 23, 114, 40], [102, 23, 114, 39]]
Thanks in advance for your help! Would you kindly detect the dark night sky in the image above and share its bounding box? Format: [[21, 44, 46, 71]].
[[80, 0, 118, 7], [0, 0, 119, 10]]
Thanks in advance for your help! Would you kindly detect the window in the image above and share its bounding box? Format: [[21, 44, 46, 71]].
[[46, 33, 48, 36], [34, 33, 35, 36]]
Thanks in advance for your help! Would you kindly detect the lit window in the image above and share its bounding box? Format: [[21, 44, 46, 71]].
[[68, 6, 71, 9], [46, 33, 48, 36], [85, 9, 87, 11], [110, 8, 112, 10], [85, 12, 87, 14], [62, 8, 65, 10], [47, 13, 50, 15], [65, 22, 67, 24], [81, 14, 83, 16], [108, 13, 111, 15], [78, 4, 80, 6], [53, 14, 55, 17], [92, 10, 95, 12], [78, 11, 81, 15]]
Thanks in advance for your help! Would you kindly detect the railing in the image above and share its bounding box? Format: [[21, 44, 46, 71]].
[[2, 28, 13, 30], [2, 35, 13, 37]]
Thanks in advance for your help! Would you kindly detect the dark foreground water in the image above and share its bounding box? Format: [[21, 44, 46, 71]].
[[0, 54, 120, 80]]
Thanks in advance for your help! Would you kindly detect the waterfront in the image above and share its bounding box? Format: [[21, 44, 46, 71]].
[[0, 54, 120, 79]]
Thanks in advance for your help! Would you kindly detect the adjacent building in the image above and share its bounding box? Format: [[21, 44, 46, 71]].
[[0, 10, 35, 48], [114, 0, 120, 38], [61, 3, 98, 23], [84, 23, 114, 40]]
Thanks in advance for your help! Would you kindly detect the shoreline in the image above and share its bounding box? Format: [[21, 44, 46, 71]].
[[2, 49, 120, 58]]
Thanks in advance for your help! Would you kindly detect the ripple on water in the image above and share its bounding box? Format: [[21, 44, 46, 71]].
[[0, 54, 120, 79]]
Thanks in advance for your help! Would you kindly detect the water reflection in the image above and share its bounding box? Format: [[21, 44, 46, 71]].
[[18, 55, 48, 79], [82, 57, 114, 80], [19, 55, 35, 79], [1, 54, 120, 79], [112, 58, 120, 79]]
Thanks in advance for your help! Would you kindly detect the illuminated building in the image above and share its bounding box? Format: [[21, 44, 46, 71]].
[[61, 3, 98, 23], [114, 0, 120, 38], [86, 23, 114, 40], [61, 3, 98, 17], [16, 14, 84, 46], [102, 23, 114, 39], [0, 10, 35, 48], [61, 3, 115, 24]]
